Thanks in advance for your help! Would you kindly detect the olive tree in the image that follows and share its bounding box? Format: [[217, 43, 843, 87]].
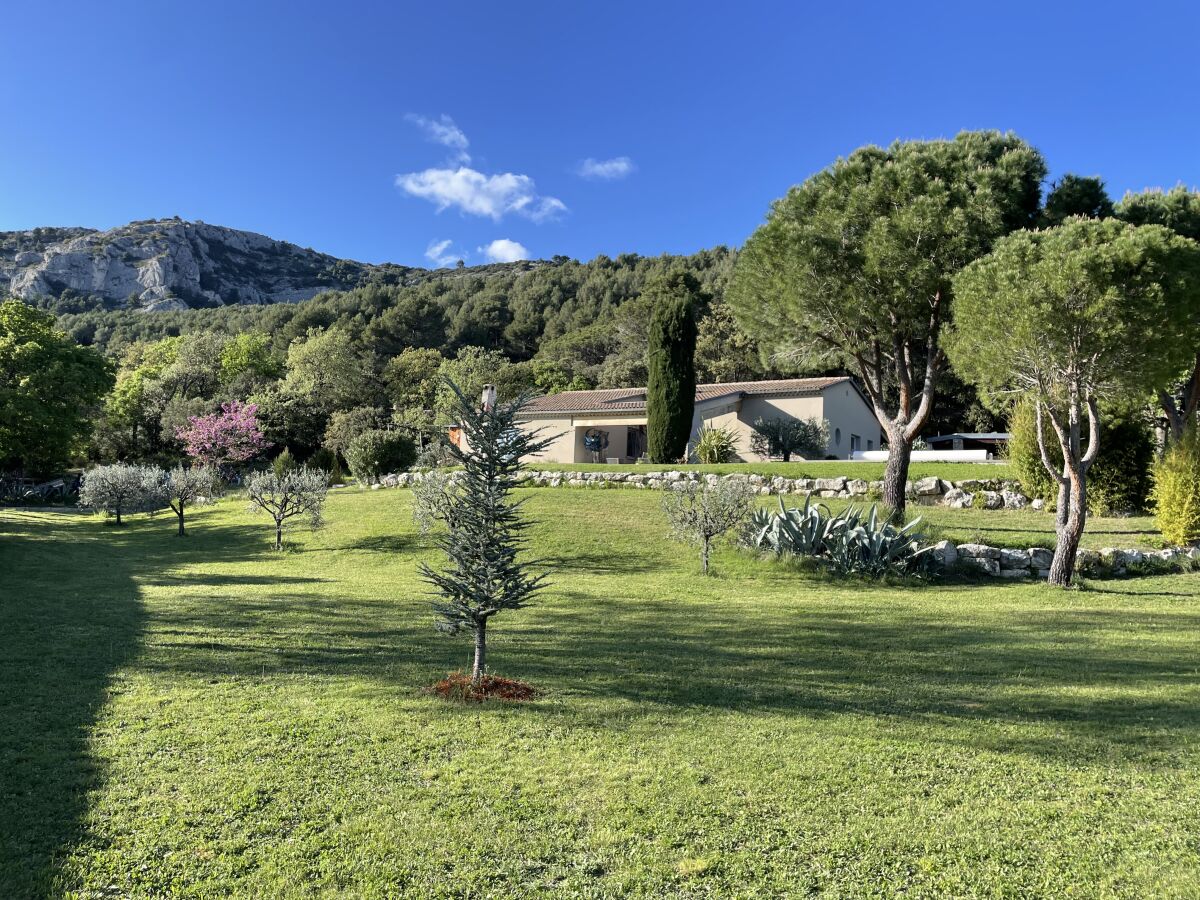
[[245, 467, 329, 551], [662, 479, 757, 575], [1115, 186, 1200, 442], [749, 416, 829, 461], [162, 465, 221, 536], [79, 463, 164, 525], [948, 218, 1200, 586], [728, 131, 1045, 518]]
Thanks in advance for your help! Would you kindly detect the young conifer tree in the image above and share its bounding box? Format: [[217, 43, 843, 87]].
[[419, 381, 556, 685]]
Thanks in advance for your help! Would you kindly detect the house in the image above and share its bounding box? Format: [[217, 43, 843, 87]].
[[518, 377, 881, 463]]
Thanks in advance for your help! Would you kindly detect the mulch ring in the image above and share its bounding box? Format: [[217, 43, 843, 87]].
[[429, 672, 538, 703]]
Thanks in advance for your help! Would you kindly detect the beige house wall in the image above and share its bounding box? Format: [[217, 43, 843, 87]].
[[524, 417, 575, 463], [819, 383, 883, 458], [522, 416, 641, 463], [717, 394, 827, 460], [520, 382, 880, 463]]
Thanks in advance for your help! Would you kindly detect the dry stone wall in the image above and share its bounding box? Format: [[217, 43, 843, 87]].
[[363, 468, 1199, 581]]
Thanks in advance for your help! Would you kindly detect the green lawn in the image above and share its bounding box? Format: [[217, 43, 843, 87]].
[[532, 459, 1014, 481], [2, 489, 1199, 897]]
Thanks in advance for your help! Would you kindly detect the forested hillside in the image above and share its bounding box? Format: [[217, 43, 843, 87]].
[[3, 226, 997, 475]]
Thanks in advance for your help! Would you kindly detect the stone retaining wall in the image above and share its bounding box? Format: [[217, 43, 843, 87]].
[[374, 469, 1041, 511], [930, 540, 1200, 579], [365, 469, 1198, 580]]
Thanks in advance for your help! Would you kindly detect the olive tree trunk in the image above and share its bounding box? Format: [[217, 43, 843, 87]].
[[274, 519, 284, 552]]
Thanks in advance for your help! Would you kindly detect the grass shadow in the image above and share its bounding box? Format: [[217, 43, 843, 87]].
[[0, 510, 269, 892]]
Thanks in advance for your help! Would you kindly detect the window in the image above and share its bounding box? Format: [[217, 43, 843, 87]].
[[850, 434, 861, 452], [867, 439, 873, 450], [834, 428, 842, 446]]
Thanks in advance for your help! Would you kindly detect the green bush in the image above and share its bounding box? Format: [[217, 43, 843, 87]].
[[694, 425, 739, 464], [1153, 428, 1200, 546], [272, 447, 298, 479], [1006, 401, 1154, 514], [306, 447, 344, 484], [1089, 418, 1156, 515], [344, 429, 417, 483]]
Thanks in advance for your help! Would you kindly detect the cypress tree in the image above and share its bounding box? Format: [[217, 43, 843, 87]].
[[419, 381, 556, 685], [646, 270, 700, 463]]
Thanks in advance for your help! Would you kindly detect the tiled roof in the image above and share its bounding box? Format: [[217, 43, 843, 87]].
[[520, 377, 851, 416]]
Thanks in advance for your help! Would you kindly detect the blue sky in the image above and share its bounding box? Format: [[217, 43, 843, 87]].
[[2, 1, 1198, 266]]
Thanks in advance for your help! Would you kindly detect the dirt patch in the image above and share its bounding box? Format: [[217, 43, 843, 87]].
[[428, 672, 538, 703]]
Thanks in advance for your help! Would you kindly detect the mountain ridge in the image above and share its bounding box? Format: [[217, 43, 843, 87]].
[[0, 217, 545, 312]]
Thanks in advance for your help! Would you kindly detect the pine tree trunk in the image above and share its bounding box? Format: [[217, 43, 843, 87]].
[[1049, 470, 1087, 587], [472, 621, 487, 685], [882, 429, 912, 521], [1055, 479, 1070, 529]]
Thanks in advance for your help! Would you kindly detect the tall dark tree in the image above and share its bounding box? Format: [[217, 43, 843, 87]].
[[420, 382, 556, 686], [645, 270, 700, 463], [1040, 174, 1114, 226], [728, 131, 1046, 518], [1115, 186, 1200, 442]]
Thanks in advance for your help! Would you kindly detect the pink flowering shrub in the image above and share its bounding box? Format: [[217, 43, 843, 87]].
[[176, 401, 268, 467]]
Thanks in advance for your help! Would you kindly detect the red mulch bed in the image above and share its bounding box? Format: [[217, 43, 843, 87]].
[[429, 672, 538, 703]]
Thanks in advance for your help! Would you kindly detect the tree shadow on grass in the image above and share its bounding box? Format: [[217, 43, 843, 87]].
[[521, 594, 1200, 761], [536, 551, 659, 575], [337, 534, 416, 554], [0, 510, 269, 894], [121, 551, 1200, 766]]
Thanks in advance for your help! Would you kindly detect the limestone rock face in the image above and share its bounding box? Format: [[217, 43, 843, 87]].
[[0, 218, 368, 310]]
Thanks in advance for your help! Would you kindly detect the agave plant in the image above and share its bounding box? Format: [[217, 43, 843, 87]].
[[750, 494, 835, 556], [749, 494, 931, 577]]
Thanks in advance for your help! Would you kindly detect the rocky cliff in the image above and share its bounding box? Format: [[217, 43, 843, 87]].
[[0, 218, 371, 311]]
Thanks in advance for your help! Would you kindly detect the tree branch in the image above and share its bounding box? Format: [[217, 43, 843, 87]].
[[1080, 395, 1101, 472], [1036, 400, 1068, 485]]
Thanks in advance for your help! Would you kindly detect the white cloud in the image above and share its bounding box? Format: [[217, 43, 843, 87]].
[[424, 238, 461, 267], [405, 113, 471, 162], [577, 156, 635, 180], [480, 238, 529, 263], [396, 166, 567, 222]]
